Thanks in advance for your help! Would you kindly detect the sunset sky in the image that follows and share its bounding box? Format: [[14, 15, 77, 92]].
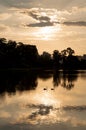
[[0, 0, 86, 55]]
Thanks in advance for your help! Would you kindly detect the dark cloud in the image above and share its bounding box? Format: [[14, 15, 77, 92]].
[[27, 8, 59, 27], [63, 105, 86, 111], [63, 21, 86, 26], [0, 0, 39, 8], [29, 11, 51, 22], [39, 16, 50, 22], [27, 104, 53, 109], [27, 21, 55, 27], [24, 9, 58, 27], [29, 11, 39, 20], [0, 0, 86, 10], [25, 10, 59, 27]]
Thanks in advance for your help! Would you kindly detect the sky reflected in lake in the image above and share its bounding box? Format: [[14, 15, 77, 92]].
[[0, 70, 86, 130]]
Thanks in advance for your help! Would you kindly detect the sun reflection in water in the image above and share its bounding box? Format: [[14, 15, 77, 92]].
[[35, 90, 61, 107], [19, 88, 62, 125], [7, 87, 63, 125]]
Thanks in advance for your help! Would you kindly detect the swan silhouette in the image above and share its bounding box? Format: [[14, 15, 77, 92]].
[[43, 87, 47, 90], [51, 88, 54, 90]]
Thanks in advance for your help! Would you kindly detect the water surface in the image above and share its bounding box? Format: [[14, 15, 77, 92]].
[[0, 70, 86, 130]]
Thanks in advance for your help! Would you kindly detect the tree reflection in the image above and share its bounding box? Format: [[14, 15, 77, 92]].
[[0, 70, 80, 95], [53, 70, 78, 90], [38, 70, 52, 80], [53, 71, 61, 87], [0, 70, 38, 94]]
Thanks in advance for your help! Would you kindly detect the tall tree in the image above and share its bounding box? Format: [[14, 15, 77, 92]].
[[67, 47, 75, 56], [53, 50, 61, 68]]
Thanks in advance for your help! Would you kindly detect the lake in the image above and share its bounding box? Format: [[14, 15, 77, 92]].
[[0, 70, 86, 130]]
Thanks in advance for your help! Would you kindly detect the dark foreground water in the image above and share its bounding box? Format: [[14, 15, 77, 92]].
[[0, 70, 86, 130]]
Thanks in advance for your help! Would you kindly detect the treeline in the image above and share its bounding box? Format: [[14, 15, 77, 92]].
[[0, 38, 86, 70]]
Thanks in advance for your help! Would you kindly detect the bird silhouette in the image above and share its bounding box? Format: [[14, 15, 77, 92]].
[[43, 87, 47, 90], [51, 88, 54, 90]]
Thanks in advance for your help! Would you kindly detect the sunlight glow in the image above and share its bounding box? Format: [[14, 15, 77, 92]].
[[34, 25, 61, 40], [35, 90, 61, 108]]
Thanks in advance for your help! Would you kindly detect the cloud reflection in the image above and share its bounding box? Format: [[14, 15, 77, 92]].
[[28, 104, 53, 119], [11, 104, 86, 127], [0, 111, 11, 118]]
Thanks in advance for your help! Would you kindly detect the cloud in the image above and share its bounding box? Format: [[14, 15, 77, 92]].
[[0, 24, 10, 31], [62, 105, 86, 111], [0, 0, 36, 8], [27, 21, 57, 27], [39, 16, 50, 22], [0, 13, 11, 21], [29, 10, 51, 22], [50, 6, 86, 23], [16, 6, 86, 28], [20, 6, 86, 28], [63, 21, 86, 26], [21, 8, 59, 27], [0, 0, 86, 10]]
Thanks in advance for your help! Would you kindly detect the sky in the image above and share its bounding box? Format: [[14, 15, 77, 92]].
[[0, 0, 86, 55]]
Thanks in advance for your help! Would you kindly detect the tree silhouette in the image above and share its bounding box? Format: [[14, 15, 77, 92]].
[[52, 50, 61, 69], [61, 49, 67, 57], [67, 47, 75, 56], [38, 51, 53, 69], [0, 37, 85, 70]]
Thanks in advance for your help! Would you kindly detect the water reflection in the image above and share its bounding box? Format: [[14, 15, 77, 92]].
[[0, 70, 81, 95], [53, 70, 79, 90], [12, 104, 86, 125], [0, 70, 38, 94], [0, 70, 86, 130]]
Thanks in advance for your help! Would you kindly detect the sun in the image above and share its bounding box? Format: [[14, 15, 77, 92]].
[[35, 25, 61, 40]]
